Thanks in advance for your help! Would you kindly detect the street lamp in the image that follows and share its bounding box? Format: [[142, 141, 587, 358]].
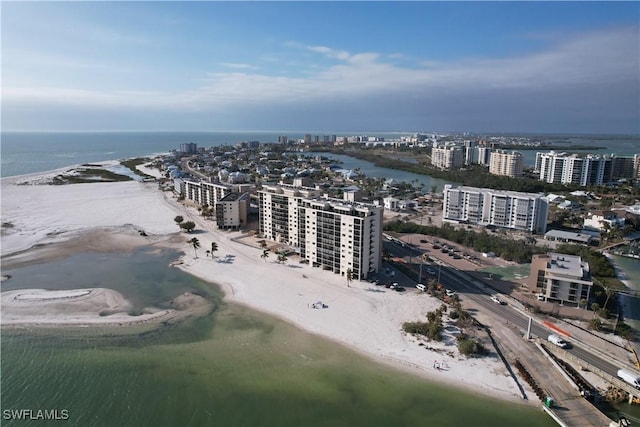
[[419, 252, 428, 284]]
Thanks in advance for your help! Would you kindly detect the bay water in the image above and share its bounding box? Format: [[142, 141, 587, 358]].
[[1, 248, 555, 427]]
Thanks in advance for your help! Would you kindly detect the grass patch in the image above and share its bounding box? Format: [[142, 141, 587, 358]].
[[51, 167, 132, 184], [121, 157, 156, 179]]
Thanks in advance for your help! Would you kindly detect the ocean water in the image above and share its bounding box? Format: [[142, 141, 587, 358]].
[[0, 249, 555, 427], [0, 131, 410, 178]]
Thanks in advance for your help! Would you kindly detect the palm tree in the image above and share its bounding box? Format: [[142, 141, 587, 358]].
[[603, 287, 615, 310], [206, 250, 211, 258], [346, 268, 353, 287], [210, 242, 219, 258], [188, 237, 200, 258], [261, 249, 269, 261]]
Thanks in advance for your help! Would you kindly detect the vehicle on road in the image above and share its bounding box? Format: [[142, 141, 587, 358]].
[[618, 369, 640, 388], [427, 268, 436, 275], [416, 284, 426, 292], [548, 334, 569, 348], [490, 295, 505, 305]]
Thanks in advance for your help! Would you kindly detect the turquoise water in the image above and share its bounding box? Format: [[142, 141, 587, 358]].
[[1, 248, 555, 427]]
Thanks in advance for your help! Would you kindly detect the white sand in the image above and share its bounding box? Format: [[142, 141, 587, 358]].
[[1, 288, 172, 326], [0, 173, 528, 403], [1, 176, 178, 256]]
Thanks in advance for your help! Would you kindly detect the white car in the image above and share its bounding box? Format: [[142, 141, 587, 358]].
[[445, 289, 456, 297], [416, 284, 426, 292], [490, 296, 503, 304]]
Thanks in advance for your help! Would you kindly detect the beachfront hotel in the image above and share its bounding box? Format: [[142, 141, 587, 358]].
[[442, 185, 549, 234], [527, 253, 593, 306], [258, 184, 384, 280]]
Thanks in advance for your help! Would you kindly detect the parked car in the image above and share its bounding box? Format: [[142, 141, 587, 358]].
[[427, 268, 436, 275], [393, 286, 405, 292], [420, 239, 428, 243], [416, 283, 426, 292], [445, 289, 456, 296]]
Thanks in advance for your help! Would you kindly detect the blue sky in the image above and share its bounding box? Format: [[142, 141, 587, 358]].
[[2, 1, 639, 133]]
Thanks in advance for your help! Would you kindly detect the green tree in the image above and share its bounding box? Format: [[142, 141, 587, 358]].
[[188, 237, 200, 258], [181, 221, 196, 233], [346, 268, 353, 287], [277, 252, 288, 264], [174, 215, 184, 226]]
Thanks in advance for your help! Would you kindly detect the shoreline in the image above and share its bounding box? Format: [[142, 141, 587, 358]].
[[0, 168, 532, 406]]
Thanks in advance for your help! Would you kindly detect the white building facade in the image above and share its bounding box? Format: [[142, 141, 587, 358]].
[[489, 150, 524, 177], [535, 151, 638, 186], [442, 185, 549, 234], [431, 146, 464, 170], [259, 184, 383, 280]]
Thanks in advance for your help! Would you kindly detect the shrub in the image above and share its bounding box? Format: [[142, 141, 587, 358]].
[[457, 338, 485, 357]]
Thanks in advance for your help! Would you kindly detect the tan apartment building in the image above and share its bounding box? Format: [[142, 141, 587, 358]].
[[527, 253, 593, 306], [489, 150, 523, 177]]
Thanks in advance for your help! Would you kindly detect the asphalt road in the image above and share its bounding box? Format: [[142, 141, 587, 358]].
[[383, 238, 622, 380]]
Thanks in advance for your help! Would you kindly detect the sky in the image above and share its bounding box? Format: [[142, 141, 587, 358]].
[[2, 1, 639, 134]]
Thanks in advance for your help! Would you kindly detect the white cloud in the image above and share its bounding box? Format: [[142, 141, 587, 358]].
[[3, 26, 638, 132], [219, 62, 261, 70]]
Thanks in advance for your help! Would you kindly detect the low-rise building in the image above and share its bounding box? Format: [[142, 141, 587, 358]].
[[544, 230, 593, 245], [527, 253, 593, 306], [215, 192, 249, 230], [583, 210, 626, 232]]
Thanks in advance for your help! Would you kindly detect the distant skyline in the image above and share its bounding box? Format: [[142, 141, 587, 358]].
[[2, 2, 639, 134]]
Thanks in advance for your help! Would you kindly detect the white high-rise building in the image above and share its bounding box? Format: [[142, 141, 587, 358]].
[[489, 150, 523, 177], [442, 185, 549, 234], [259, 184, 383, 280], [431, 146, 464, 170], [534, 151, 637, 186]]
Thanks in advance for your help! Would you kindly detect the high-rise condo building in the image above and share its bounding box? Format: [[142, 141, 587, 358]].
[[534, 151, 637, 186], [258, 184, 383, 280], [489, 150, 523, 177], [442, 185, 548, 234], [431, 146, 464, 170]]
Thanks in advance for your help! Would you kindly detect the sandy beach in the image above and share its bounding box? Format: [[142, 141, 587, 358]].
[[1, 168, 531, 404]]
